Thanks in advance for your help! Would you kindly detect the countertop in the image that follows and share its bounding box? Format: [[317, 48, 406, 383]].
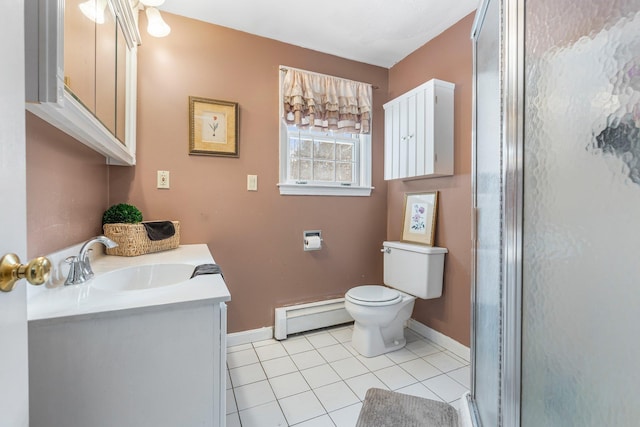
[[27, 244, 230, 322]]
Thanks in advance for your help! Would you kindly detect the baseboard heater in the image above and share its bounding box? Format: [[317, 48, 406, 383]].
[[274, 298, 353, 340]]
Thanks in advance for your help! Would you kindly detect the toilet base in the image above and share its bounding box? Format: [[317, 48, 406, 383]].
[[351, 321, 407, 357], [349, 297, 414, 358]]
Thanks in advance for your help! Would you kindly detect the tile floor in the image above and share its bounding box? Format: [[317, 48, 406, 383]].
[[226, 324, 470, 427]]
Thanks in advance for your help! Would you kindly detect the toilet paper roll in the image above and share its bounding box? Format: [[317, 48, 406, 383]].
[[305, 235, 322, 250]]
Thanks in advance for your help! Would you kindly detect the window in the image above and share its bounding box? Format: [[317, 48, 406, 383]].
[[278, 67, 373, 196]]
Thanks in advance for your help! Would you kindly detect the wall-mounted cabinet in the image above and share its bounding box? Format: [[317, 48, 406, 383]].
[[25, 0, 141, 166], [383, 79, 455, 180]]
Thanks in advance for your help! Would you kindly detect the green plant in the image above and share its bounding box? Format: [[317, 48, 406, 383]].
[[102, 203, 143, 225]]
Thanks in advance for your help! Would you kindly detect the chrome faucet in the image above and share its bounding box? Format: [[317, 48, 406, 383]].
[[64, 236, 118, 286]]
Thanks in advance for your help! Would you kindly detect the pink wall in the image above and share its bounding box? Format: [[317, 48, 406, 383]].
[[26, 113, 109, 257], [387, 14, 474, 346], [109, 13, 389, 332]]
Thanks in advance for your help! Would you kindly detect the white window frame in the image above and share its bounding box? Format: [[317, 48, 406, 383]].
[[278, 67, 373, 197]]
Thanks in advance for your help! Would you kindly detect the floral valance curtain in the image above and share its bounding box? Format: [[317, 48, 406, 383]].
[[282, 68, 372, 134]]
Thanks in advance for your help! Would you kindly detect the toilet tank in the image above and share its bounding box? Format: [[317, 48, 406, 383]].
[[383, 241, 448, 299]]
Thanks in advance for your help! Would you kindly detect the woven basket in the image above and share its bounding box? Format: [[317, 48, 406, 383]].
[[102, 221, 180, 257]]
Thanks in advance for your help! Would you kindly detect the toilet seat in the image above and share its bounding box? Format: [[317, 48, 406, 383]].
[[346, 285, 402, 306]]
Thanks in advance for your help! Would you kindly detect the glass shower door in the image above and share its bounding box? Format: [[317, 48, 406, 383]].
[[522, 2, 640, 425]]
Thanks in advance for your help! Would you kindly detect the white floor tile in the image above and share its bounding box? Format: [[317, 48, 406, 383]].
[[314, 381, 360, 413], [445, 350, 471, 365], [280, 390, 327, 425], [355, 354, 395, 371], [449, 398, 462, 412], [448, 366, 471, 389], [405, 339, 443, 357], [395, 383, 443, 401], [374, 365, 419, 390], [318, 344, 352, 363], [228, 343, 253, 353], [226, 388, 237, 414], [386, 347, 420, 364], [399, 358, 442, 381], [253, 338, 280, 347], [404, 329, 423, 343], [291, 349, 326, 370], [234, 380, 276, 411], [423, 351, 465, 373], [341, 342, 360, 356], [262, 356, 298, 378], [256, 342, 289, 361], [269, 371, 310, 399], [226, 411, 241, 427], [226, 369, 232, 389], [328, 402, 362, 427], [229, 363, 267, 387], [227, 348, 259, 369], [301, 364, 341, 388], [239, 400, 288, 427], [282, 336, 314, 355], [306, 332, 339, 348], [328, 327, 353, 343], [329, 357, 369, 380], [423, 374, 469, 402], [293, 414, 336, 426], [344, 373, 389, 400]]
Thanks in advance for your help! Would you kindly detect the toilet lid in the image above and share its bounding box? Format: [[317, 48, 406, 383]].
[[347, 285, 402, 304]]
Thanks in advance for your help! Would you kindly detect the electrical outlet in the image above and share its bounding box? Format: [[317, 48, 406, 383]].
[[247, 174, 258, 191], [157, 170, 170, 189]]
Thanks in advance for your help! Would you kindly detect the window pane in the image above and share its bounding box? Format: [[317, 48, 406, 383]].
[[289, 137, 299, 157], [314, 140, 335, 160], [336, 142, 354, 162], [300, 138, 313, 158], [337, 162, 353, 182], [289, 159, 300, 180], [313, 161, 335, 181], [300, 160, 313, 180]]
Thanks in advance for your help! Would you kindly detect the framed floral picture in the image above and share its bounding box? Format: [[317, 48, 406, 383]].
[[401, 191, 438, 246], [189, 96, 239, 157]]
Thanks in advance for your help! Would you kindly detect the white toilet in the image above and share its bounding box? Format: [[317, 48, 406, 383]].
[[344, 241, 447, 357]]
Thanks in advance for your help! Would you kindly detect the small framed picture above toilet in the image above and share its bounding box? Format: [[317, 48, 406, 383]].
[[401, 191, 438, 246]]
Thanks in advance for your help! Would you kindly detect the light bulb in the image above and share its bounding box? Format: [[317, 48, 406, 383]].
[[145, 7, 171, 37], [140, 0, 166, 7], [79, 0, 108, 24]]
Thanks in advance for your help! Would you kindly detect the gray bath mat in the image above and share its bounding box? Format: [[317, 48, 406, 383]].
[[356, 388, 458, 427]]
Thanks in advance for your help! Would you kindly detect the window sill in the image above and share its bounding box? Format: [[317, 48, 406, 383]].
[[278, 183, 373, 196]]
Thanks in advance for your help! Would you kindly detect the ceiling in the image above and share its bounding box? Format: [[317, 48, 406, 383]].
[[158, 0, 478, 68]]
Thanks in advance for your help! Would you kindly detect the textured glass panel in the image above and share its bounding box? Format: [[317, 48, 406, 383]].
[[288, 159, 299, 180], [314, 140, 335, 160], [336, 142, 354, 161], [299, 160, 312, 180], [472, 0, 502, 425], [313, 161, 334, 181], [299, 138, 313, 158], [337, 162, 353, 182], [522, 4, 640, 426]]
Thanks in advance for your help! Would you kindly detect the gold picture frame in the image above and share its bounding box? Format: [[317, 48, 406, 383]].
[[189, 96, 239, 157], [401, 191, 438, 246]]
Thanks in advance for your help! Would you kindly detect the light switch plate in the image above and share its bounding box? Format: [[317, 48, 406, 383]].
[[157, 170, 170, 189], [247, 174, 258, 191]]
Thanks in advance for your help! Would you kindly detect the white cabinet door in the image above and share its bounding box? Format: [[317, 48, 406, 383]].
[[383, 79, 455, 180]]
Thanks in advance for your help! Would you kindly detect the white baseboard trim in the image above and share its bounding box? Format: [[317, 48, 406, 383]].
[[407, 318, 470, 362], [227, 327, 273, 347]]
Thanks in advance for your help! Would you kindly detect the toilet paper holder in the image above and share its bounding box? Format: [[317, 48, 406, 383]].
[[303, 230, 323, 251]]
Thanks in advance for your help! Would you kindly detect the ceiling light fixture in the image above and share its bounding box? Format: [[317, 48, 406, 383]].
[[144, 6, 171, 37], [79, 0, 108, 24]]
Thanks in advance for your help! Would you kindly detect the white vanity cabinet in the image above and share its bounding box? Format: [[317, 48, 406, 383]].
[[383, 79, 455, 180], [27, 245, 230, 427]]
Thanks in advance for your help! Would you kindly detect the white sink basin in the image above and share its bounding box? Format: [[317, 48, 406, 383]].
[[91, 264, 195, 292]]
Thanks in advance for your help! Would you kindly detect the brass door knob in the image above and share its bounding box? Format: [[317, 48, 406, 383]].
[[0, 253, 52, 292]]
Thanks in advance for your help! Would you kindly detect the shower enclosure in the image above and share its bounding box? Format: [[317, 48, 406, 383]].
[[470, 0, 640, 425]]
